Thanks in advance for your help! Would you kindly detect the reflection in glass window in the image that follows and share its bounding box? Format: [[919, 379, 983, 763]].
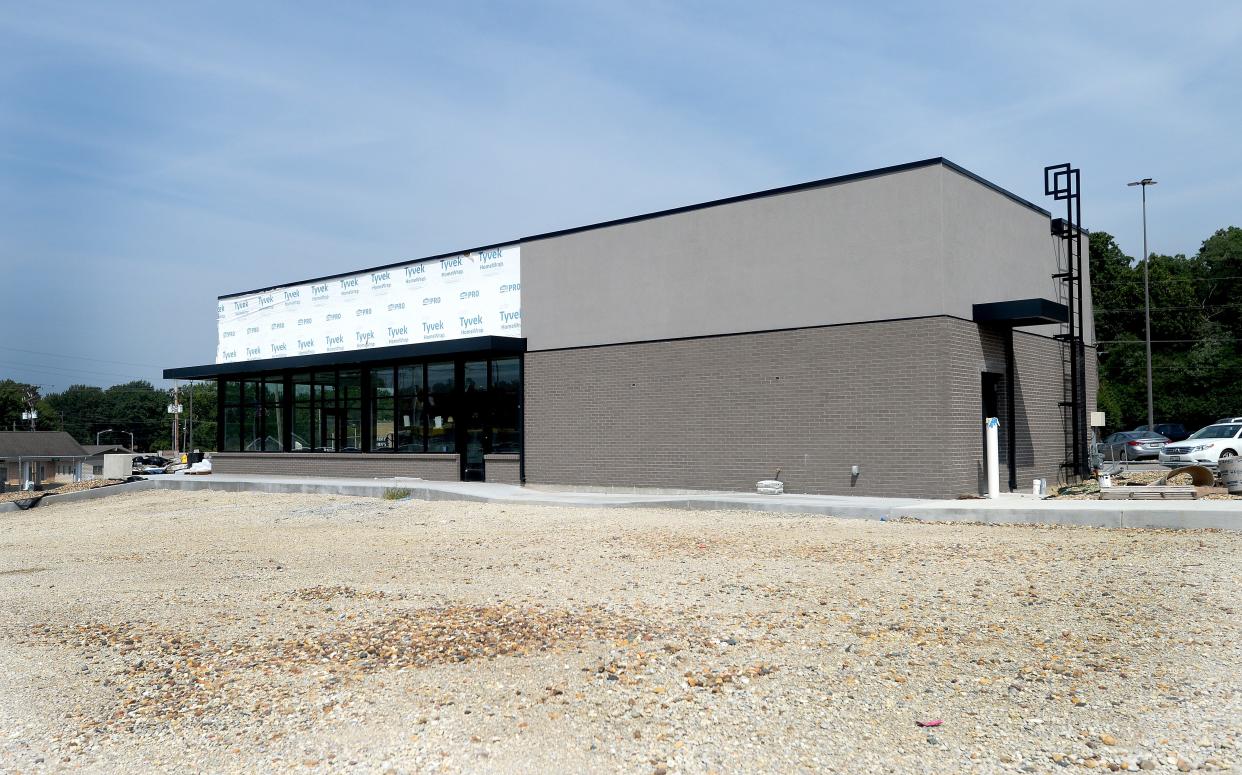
[[246, 406, 264, 451], [292, 404, 312, 451], [223, 407, 241, 452], [427, 362, 455, 453], [372, 399, 394, 451], [263, 380, 284, 451], [371, 366, 395, 451], [340, 370, 362, 402], [314, 371, 335, 403], [491, 357, 522, 454], [396, 364, 425, 452], [291, 373, 313, 450]]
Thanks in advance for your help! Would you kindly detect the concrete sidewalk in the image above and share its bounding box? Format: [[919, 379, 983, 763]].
[[137, 473, 1242, 531]]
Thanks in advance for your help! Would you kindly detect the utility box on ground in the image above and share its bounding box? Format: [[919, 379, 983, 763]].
[[103, 454, 131, 480]]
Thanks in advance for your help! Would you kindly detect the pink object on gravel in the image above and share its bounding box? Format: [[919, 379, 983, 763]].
[[916, 720, 943, 727]]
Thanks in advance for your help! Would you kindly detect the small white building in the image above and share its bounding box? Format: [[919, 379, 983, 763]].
[[0, 432, 89, 490]]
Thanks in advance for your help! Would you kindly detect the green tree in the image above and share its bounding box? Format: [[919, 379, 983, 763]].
[[1090, 226, 1242, 433], [101, 381, 172, 451], [0, 379, 35, 430], [44, 385, 106, 443]]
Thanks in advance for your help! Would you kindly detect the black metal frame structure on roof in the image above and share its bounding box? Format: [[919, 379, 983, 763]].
[[1044, 163, 1089, 480], [217, 158, 1052, 300], [162, 336, 526, 380]]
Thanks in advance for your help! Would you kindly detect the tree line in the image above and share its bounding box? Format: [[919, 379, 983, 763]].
[[0, 379, 216, 452], [1090, 225, 1241, 432]]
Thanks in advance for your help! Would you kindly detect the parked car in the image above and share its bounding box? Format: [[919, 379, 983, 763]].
[[1098, 431, 1170, 461], [1214, 416, 1242, 424], [1159, 423, 1242, 468], [1132, 423, 1189, 442]]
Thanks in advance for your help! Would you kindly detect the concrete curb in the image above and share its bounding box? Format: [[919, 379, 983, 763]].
[[151, 477, 495, 504], [0, 479, 158, 513], [140, 476, 1241, 530]]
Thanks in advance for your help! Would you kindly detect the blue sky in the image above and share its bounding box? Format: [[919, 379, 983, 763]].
[[2, 1, 1240, 391]]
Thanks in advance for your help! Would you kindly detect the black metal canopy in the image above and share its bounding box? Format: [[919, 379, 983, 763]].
[[163, 336, 527, 379], [972, 298, 1068, 328]]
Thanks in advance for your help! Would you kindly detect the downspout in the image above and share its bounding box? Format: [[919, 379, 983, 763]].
[[1004, 329, 1017, 492]]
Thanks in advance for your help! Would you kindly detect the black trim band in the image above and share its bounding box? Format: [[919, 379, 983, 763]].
[[164, 336, 526, 379]]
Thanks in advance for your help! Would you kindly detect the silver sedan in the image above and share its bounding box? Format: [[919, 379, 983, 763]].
[[1097, 431, 1170, 461]]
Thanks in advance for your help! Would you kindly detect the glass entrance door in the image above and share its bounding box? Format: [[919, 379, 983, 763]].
[[461, 360, 488, 481], [319, 409, 339, 452]]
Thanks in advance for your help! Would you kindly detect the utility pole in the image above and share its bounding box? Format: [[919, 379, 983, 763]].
[[187, 381, 195, 451], [21, 385, 39, 431], [1127, 178, 1157, 430], [167, 382, 183, 455]]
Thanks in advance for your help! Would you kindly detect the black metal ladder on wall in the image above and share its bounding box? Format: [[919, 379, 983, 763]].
[[1045, 164, 1090, 482]]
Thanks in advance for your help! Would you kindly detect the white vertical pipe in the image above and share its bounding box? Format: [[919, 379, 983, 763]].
[[985, 417, 1000, 499]]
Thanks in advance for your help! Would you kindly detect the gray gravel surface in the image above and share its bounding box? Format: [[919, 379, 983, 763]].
[[1, 490, 1238, 773]]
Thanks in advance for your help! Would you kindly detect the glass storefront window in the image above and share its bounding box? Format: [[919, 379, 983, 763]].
[[371, 367, 395, 452], [397, 364, 421, 395], [462, 361, 488, 478], [216, 356, 520, 462], [427, 362, 456, 453], [372, 399, 395, 451], [223, 406, 241, 452], [292, 404, 313, 451], [293, 372, 312, 403], [262, 380, 284, 451], [246, 406, 264, 451], [491, 357, 521, 454], [340, 370, 361, 402], [344, 407, 363, 451], [314, 371, 335, 403]]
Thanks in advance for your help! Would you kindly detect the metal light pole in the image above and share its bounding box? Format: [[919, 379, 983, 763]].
[[1127, 178, 1157, 430], [97, 428, 113, 445]]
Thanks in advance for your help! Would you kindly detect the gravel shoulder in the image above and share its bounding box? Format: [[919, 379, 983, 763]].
[[1, 490, 1239, 774]]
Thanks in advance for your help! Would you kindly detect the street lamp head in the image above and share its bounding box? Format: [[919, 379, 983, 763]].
[[1127, 178, 1157, 187]]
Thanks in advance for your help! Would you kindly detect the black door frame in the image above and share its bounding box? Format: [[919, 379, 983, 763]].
[[458, 358, 491, 481], [320, 408, 339, 452]]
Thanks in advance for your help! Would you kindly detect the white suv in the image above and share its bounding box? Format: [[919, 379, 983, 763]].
[[1159, 423, 1242, 468]]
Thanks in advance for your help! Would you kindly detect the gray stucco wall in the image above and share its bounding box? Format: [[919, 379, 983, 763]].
[[523, 316, 1079, 498], [521, 163, 1065, 352]]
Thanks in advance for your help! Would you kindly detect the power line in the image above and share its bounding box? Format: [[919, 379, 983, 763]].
[[0, 346, 162, 369], [1094, 303, 1242, 313], [1, 361, 161, 381], [1090, 274, 1242, 286], [1096, 338, 1242, 344]]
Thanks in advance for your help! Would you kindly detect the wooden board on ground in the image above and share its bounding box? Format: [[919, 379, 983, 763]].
[[1099, 485, 1197, 500]]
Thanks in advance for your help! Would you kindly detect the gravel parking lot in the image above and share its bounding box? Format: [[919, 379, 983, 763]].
[[1, 490, 1239, 774]]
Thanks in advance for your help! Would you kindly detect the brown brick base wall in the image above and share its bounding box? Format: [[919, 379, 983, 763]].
[[484, 454, 521, 485], [523, 317, 1092, 499], [210, 453, 460, 481]]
